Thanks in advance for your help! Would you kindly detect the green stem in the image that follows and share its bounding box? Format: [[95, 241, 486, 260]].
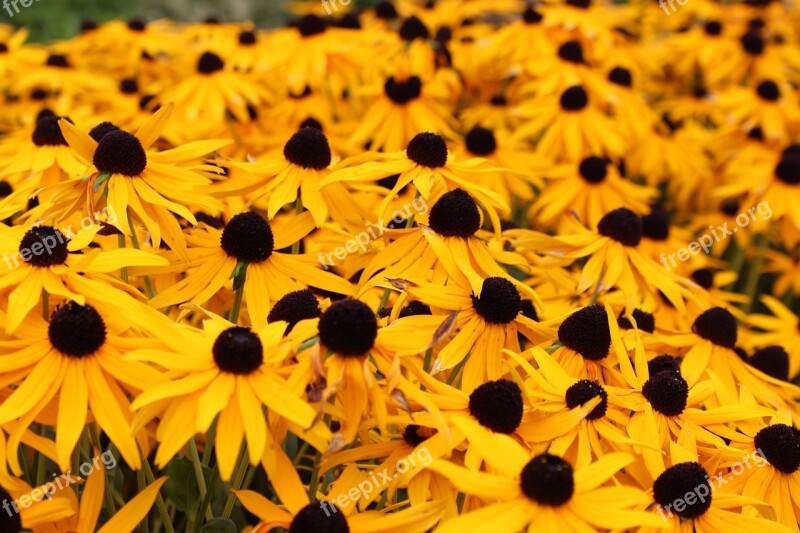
[[423, 348, 433, 374], [221, 445, 249, 518], [89, 425, 117, 518], [188, 438, 213, 522], [588, 267, 605, 305], [126, 210, 155, 298], [291, 442, 310, 466], [295, 336, 319, 355], [202, 423, 216, 466], [743, 233, 768, 313], [545, 341, 563, 354], [377, 288, 392, 314], [725, 242, 746, 291], [446, 355, 469, 386], [118, 233, 128, 283], [229, 284, 244, 323], [31, 424, 46, 487], [41, 290, 49, 320], [292, 198, 303, 254], [136, 468, 148, 533], [141, 456, 175, 533], [192, 465, 218, 533], [307, 448, 322, 500]]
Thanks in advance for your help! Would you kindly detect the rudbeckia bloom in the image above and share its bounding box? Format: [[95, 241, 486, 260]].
[[356, 189, 532, 299], [149, 210, 354, 327], [512, 83, 628, 161], [748, 295, 800, 377], [324, 132, 510, 231], [129, 314, 323, 480], [546, 303, 629, 382], [628, 115, 713, 206], [663, 19, 743, 88], [264, 14, 368, 96], [297, 297, 446, 442], [157, 49, 270, 128], [220, 127, 369, 228], [0, 113, 89, 217], [53, 105, 230, 254], [451, 126, 545, 204], [235, 444, 445, 532], [637, 429, 790, 533], [660, 307, 800, 422], [0, 302, 167, 470], [427, 449, 664, 532], [385, 274, 550, 391], [511, 346, 648, 464], [0, 223, 168, 332], [720, 416, 800, 529], [532, 155, 656, 230], [0, 469, 167, 533], [717, 145, 800, 230], [346, 74, 458, 153], [541, 0, 632, 47], [510, 208, 700, 313], [716, 79, 800, 143]]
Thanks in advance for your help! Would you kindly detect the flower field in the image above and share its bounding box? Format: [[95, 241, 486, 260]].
[[0, 0, 799, 531]]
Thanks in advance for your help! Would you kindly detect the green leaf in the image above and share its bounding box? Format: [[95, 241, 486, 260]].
[[229, 260, 248, 291], [200, 518, 238, 533], [163, 458, 212, 516], [92, 172, 112, 193]]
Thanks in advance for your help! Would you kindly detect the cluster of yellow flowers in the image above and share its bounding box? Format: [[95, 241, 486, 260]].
[[0, 0, 799, 531]]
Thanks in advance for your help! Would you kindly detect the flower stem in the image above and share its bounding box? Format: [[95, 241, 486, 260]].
[[126, 210, 155, 298], [744, 233, 768, 313], [446, 355, 469, 386], [292, 198, 303, 254], [118, 233, 128, 283], [41, 290, 48, 320], [221, 445, 249, 518], [141, 455, 175, 533], [188, 438, 213, 522], [192, 464, 218, 533], [229, 283, 244, 323]]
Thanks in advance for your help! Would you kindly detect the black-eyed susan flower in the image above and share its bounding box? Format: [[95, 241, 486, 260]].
[[719, 416, 800, 529], [384, 275, 551, 391], [129, 313, 325, 480], [512, 83, 628, 161], [637, 429, 791, 533], [661, 307, 800, 422], [220, 127, 370, 228], [426, 449, 664, 531], [346, 74, 458, 153], [532, 155, 657, 230], [0, 223, 168, 332], [149, 210, 354, 327], [324, 132, 511, 231], [356, 189, 535, 300], [235, 446, 445, 532], [157, 49, 270, 129], [52, 105, 230, 255], [0, 302, 166, 470], [510, 209, 701, 313]]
